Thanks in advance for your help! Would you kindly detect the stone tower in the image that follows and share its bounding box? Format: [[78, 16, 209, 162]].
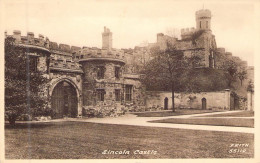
[[196, 9, 211, 30], [102, 26, 112, 50]]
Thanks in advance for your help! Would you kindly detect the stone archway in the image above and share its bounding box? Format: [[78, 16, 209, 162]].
[[50, 78, 81, 118]]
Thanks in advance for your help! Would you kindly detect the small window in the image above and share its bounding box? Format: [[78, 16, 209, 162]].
[[125, 85, 133, 101], [115, 89, 120, 101], [97, 66, 105, 79], [115, 67, 120, 79], [29, 56, 38, 72], [206, 21, 208, 29], [200, 21, 202, 28], [97, 89, 105, 101]]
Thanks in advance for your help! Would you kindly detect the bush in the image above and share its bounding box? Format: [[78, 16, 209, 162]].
[[83, 105, 127, 118], [17, 114, 32, 121]]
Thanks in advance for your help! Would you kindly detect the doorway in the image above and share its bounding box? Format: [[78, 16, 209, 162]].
[[164, 97, 168, 110], [202, 98, 207, 110], [51, 81, 78, 118]]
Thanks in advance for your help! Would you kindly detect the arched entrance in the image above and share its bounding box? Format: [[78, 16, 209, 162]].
[[51, 81, 78, 118], [202, 98, 207, 110], [164, 97, 168, 110]]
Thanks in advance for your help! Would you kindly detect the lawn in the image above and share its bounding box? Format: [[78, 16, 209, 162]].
[[197, 111, 254, 117], [150, 118, 254, 128], [5, 121, 254, 159], [133, 109, 220, 117]]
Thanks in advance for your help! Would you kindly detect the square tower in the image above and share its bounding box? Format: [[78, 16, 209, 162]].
[[196, 9, 211, 30], [102, 26, 112, 50]]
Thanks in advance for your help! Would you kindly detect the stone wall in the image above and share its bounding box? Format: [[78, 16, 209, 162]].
[[81, 59, 126, 114], [151, 30, 217, 68], [146, 90, 231, 110], [123, 75, 146, 111], [146, 91, 173, 110], [247, 91, 254, 111]]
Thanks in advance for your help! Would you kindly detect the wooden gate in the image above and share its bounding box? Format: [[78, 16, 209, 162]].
[[51, 81, 78, 118]]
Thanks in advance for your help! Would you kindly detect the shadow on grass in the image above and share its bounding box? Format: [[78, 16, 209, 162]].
[[4, 121, 75, 129], [196, 111, 254, 118], [5, 121, 254, 159], [133, 109, 221, 117], [149, 118, 254, 128]]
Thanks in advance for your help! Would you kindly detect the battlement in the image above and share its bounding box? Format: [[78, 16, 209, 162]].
[[6, 30, 50, 49], [77, 47, 125, 64], [196, 9, 211, 19], [181, 27, 196, 35], [240, 61, 248, 68], [216, 48, 226, 54], [180, 27, 197, 40], [49, 41, 82, 54], [5, 30, 84, 54], [181, 27, 196, 34], [156, 33, 178, 45], [225, 52, 232, 58]]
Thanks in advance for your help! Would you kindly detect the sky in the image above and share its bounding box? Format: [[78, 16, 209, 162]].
[[2, 0, 259, 66]]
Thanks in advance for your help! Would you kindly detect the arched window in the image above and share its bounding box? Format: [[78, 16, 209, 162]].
[[164, 97, 168, 110], [201, 98, 207, 110]]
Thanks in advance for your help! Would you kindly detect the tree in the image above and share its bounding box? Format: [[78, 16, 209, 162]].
[[5, 37, 50, 125], [237, 68, 247, 86], [141, 41, 197, 112], [247, 80, 254, 92], [222, 59, 238, 87]]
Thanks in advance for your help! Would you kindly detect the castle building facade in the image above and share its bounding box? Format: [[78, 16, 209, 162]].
[[5, 9, 253, 118], [5, 26, 146, 118]]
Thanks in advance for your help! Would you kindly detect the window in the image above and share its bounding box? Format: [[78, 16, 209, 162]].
[[97, 66, 105, 79], [206, 21, 208, 29], [200, 21, 202, 28], [115, 67, 120, 79], [97, 89, 105, 101], [29, 56, 38, 72], [115, 89, 120, 101], [125, 85, 133, 101]]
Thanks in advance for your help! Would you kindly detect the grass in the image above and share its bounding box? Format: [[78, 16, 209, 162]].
[[197, 111, 254, 117], [150, 118, 254, 128], [5, 121, 254, 159], [133, 109, 220, 117]]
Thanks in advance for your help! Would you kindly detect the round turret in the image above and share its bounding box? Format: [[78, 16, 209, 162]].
[[196, 9, 211, 30]]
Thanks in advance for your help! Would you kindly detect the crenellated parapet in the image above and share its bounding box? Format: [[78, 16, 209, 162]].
[[225, 52, 232, 58], [77, 47, 125, 64], [216, 48, 226, 54], [196, 9, 211, 19], [49, 41, 82, 55], [180, 27, 197, 40], [5, 30, 84, 73], [6, 30, 50, 51]]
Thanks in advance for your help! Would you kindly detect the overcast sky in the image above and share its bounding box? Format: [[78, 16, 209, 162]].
[[2, 0, 258, 66]]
